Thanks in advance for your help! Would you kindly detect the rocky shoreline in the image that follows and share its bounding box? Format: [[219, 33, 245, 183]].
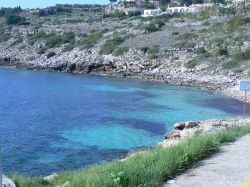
[[0, 51, 246, 102], [159, 118, 250, 148]]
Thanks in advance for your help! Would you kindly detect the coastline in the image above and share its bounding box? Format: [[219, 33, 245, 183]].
[[1, 59, 250, 184], [0, 57, 246, 103]]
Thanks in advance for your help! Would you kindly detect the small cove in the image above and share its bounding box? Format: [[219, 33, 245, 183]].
[[0, 67, 247, 176]]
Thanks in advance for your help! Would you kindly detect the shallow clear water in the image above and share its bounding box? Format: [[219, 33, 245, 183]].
[[0, 68, 246, 176]]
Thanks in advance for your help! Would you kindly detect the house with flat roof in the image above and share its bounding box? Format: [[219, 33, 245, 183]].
[[142, 8, 161, 17]]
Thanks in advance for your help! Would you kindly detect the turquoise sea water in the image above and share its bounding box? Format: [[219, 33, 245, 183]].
[[0, 68, 246, 176]]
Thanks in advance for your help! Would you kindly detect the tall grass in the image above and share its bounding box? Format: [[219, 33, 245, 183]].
[[12, 124, 250, 187]]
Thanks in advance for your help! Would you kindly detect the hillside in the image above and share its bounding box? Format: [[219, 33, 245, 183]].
[[0, 4, 249, 100]]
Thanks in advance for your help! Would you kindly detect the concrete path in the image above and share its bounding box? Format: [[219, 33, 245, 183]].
[[164, 134, 250, 187]]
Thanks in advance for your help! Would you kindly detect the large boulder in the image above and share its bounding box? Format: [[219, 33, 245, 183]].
[[174, 122, 185, 130], [185, 121, 199, 129], [2, 175, 16, 187]]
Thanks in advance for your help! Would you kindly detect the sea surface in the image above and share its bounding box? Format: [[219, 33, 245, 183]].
[[0, 68, 247, 176]]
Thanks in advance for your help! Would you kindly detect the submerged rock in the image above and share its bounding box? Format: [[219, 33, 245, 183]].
[[2, 175, 16, 187]]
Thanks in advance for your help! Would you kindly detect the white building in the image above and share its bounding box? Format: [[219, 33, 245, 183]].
[[142, 8, 161, 17], [166, 3, 213, 14]]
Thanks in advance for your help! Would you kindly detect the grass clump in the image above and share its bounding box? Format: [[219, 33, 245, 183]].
[[12, 125, 250, 187]]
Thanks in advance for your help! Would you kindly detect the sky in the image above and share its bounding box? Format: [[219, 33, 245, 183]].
[[0, 0, 109, 8]]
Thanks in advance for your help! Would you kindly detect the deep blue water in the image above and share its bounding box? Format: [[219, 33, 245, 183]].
[[0, 68, 247, 176]]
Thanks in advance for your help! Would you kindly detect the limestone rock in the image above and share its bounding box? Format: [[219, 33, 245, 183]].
[[164, 130, 180, 139], [44, 173, 59, 181], [185, 121, 199, 129], [2, 175, 16, 187]]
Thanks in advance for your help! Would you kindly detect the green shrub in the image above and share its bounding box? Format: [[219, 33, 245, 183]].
[[37, 47, 47, 54], [185, 59, 198, 69], [47, 51, 56, 58], [227, 17, 250, 32], [196, 47, 207, 54], [128, 11, 141, 17], [28, 32, 48, 45], [178, 33, 198, 40], [82, 31, 103, 49], [145, 20, 165, 33], [100, 36, 125, 55], [172, 31, 179, 35], [114, 46, 129, 56], [231, 49, 250, 62], [148, 45, 160, 59], [173, 41, 196, 49], [145, 24, 159, 33]]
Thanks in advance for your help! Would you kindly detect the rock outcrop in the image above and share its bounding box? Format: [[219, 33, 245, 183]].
[[2, 175, 16, 187], [160, 118, 250, 148]]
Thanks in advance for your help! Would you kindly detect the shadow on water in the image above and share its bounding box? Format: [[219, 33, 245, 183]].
[[194, 97, 250, 116], [102, 116, 166, 135]]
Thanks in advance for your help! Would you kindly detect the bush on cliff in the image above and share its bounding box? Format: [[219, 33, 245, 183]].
[[47, 52, 56, 58], [100, 36, 125, 55]]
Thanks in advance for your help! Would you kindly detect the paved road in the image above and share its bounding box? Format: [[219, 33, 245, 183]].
[[164, 134, 250, 187]]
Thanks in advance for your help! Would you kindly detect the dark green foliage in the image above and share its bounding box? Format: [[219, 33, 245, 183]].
[[185, 59, 198, 69], [100, 36, 125, 55], [127, 11, 141, 17], [148, 45, 160, 59], [172, 31, 179, 35], [82, 31, 103, 49], [0, 7, 26, 25], [139, 1, 156, 9], [145, 23, 159, 33], [47, 51, 56, 58], [114, 46, 129, 56], [28, 32, 75, 49], [177, 33, 198, 40], [173, 41, 196, 49], [145, 20, 165, 33], [104, 11, 126, 19], [37, 47, 47, 55], [231, 49, 250, 62], [227, 17, 250, 32], [196, 47, 206, 54]]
